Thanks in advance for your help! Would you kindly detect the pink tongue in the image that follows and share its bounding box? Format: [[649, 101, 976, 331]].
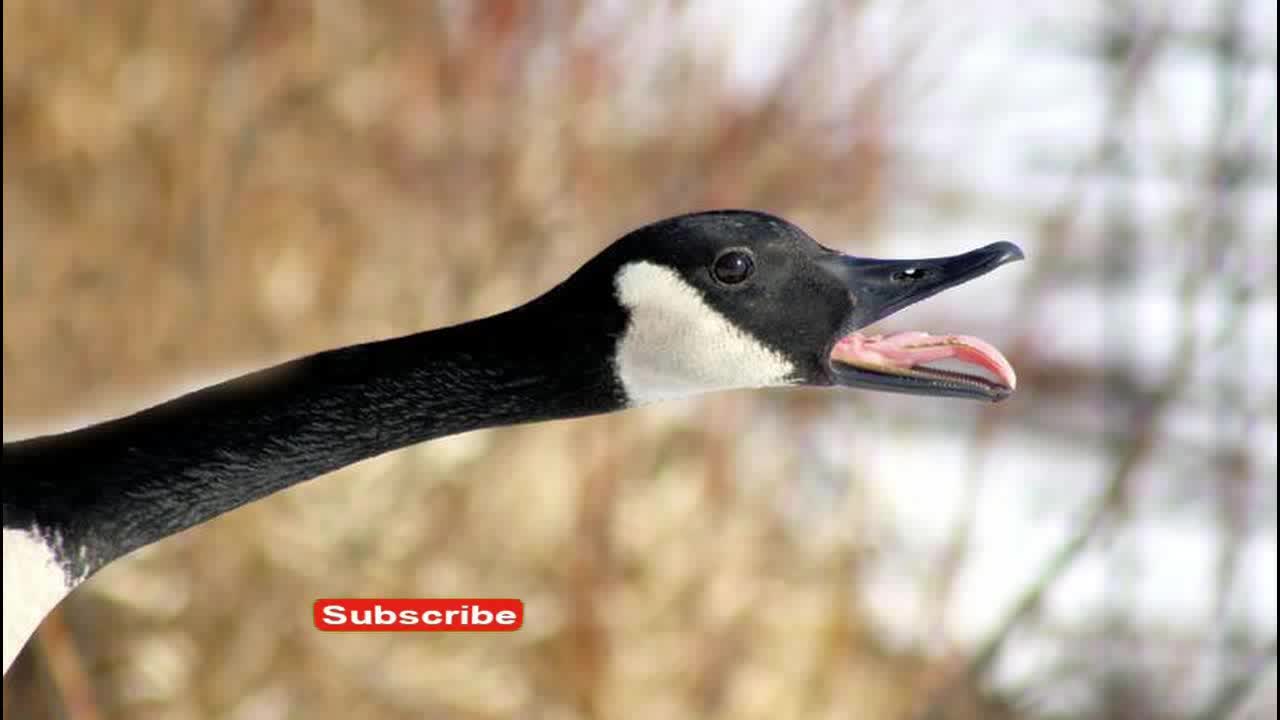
[[831, 331, 1017, 389]]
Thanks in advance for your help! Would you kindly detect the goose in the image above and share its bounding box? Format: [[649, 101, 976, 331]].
[[2, 209, 1023, 675]]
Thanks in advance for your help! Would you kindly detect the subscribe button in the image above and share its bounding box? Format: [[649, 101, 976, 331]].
[[314, 598, 524, 632]]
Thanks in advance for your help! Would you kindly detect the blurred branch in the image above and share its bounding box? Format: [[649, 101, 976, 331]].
[[1205, 3, 1260, 705], [921, 1, 1170, 691], [918, 272, 1251, 720], [36, 608, 103, 720], [1196, 638, 1278, 720], [913, 7, 1280, 718]]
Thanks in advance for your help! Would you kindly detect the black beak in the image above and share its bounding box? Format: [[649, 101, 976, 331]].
[[818, 241, 1026, 402], [819, 241, 1025, 330]]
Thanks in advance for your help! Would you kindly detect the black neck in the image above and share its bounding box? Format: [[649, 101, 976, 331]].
[[2, 296, 627, 579]]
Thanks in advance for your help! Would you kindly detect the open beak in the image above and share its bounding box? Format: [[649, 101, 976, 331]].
[[819, 241, 1025, 402]]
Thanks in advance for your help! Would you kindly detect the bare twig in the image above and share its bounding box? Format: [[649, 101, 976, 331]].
[[36, 608, 104, 720], [1197, 639, 1278, 720]]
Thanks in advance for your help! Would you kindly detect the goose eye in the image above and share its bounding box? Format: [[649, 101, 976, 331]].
[[712, 250, 754, 285]]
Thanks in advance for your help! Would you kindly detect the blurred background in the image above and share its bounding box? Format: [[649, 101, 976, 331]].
[[2, 1, 1276, 719]]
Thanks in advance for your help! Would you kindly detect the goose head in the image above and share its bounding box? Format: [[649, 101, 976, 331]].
[[550, 209, 1024, 407]]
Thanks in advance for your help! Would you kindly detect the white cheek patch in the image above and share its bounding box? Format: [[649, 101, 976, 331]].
[[3, 525, 78, 674], [613, 261, 796, 405]]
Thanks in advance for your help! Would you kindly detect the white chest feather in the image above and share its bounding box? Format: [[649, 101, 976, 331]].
[[4, 526, 76, 674], [613, 262, 795, 405]]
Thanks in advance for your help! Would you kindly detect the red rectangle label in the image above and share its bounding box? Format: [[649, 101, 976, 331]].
[[313, 598, 524, 632]]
